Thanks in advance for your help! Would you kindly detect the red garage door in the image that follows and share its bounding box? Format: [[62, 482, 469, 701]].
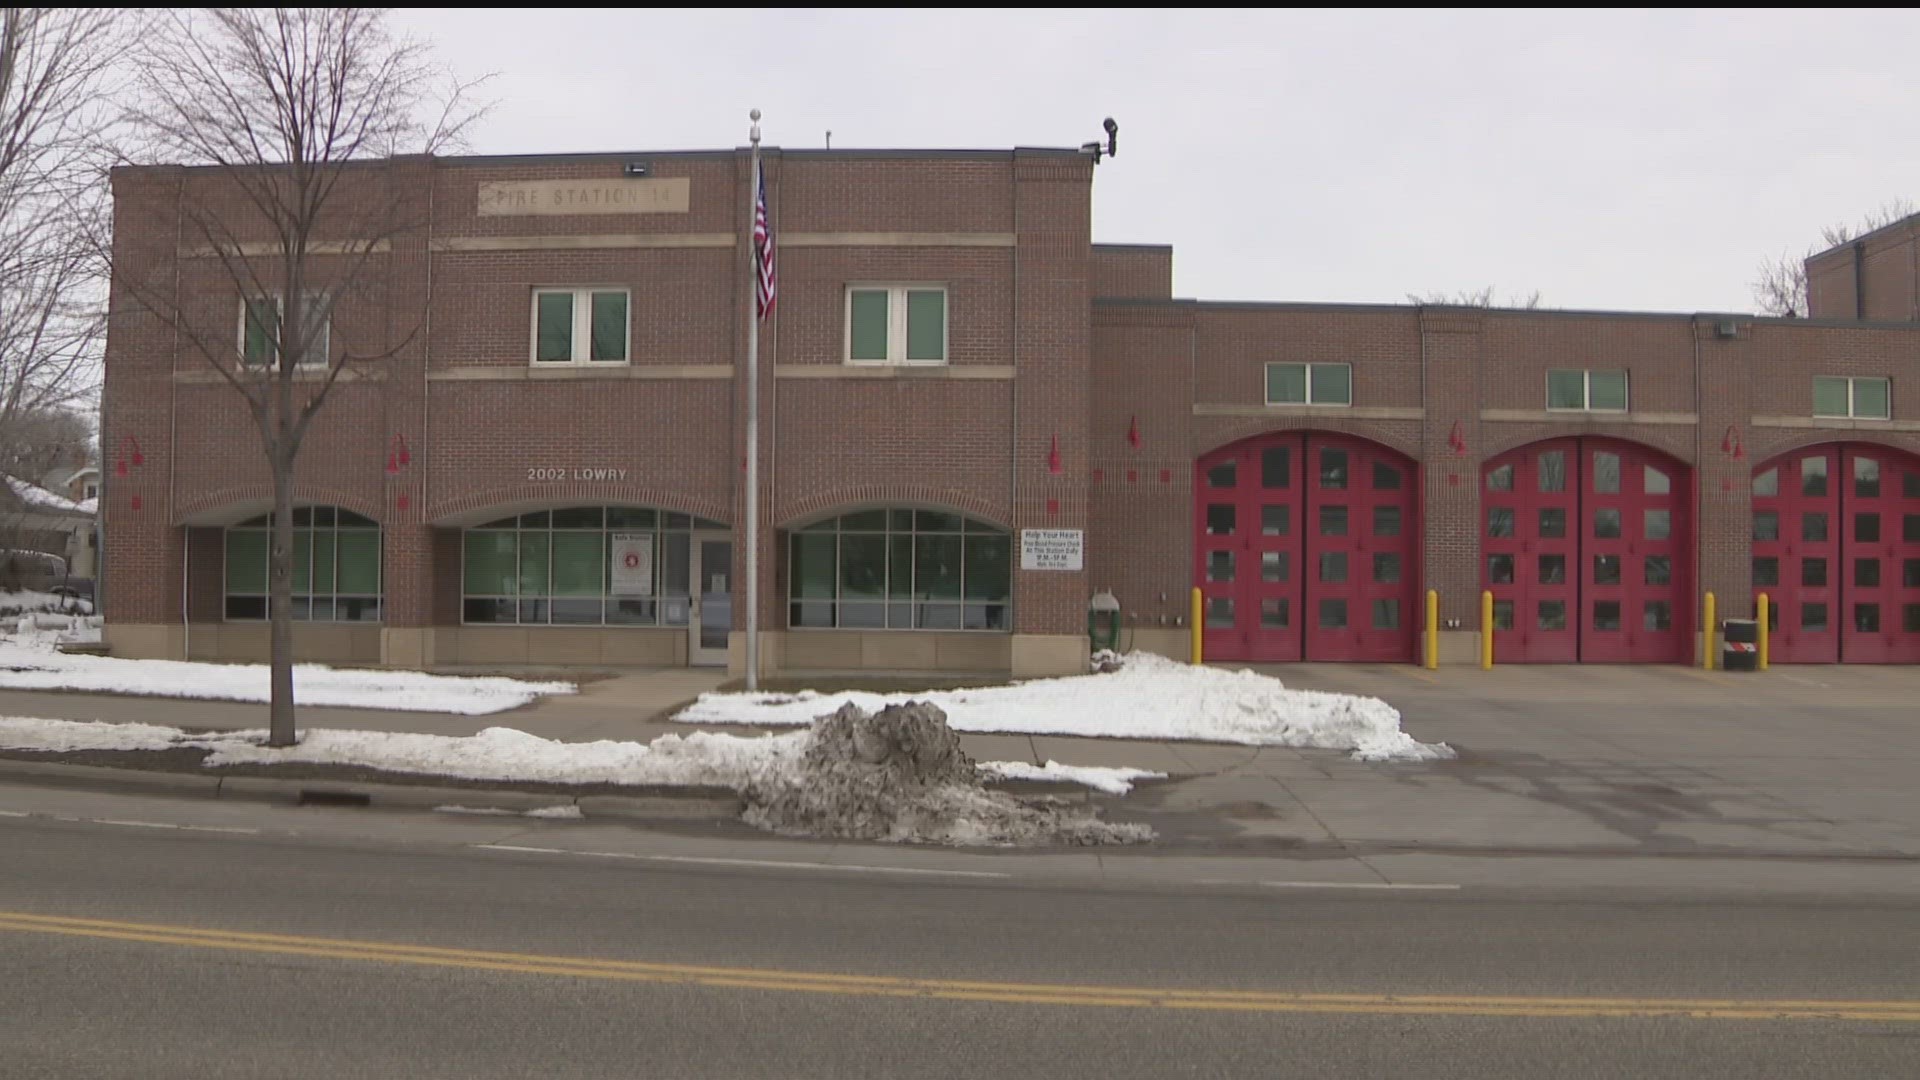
[[1195, 433, 1418, 663], [1751, 444, 1920, 663], [1482, 438, 1691, 663]]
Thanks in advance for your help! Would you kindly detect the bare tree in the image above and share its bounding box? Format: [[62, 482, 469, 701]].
[[0, 10, 125, 506], [116, 9, 483, 746], [0, 403, 87, 480], [1752, 198, 1918, 317], [1408, 286, 1542, 309]]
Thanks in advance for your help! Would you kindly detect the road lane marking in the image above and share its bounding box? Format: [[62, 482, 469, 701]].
[[0, 910, 1915, 1021], [1258, 881, 1461, 891], [473, 843, 1009, 879], [1, 812, 262, 835]]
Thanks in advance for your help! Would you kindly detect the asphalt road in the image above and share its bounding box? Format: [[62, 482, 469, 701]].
[[4, 810, 1918, 1079]]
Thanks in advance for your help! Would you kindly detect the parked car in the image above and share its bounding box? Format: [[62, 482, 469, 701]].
[[50, 575, 94, 607], [0, 549, 68, 594]]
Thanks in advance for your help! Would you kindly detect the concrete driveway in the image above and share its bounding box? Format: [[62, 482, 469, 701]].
[[1121, 662, 1920, 866]]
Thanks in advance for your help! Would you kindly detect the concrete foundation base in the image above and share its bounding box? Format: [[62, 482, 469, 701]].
[[103, 623, 186, 661], [728, 630, 1017, 678], [1010, 634, 1089, 678]]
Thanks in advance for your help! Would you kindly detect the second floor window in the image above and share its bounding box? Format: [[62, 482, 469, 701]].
[[846, 286, 946, 364], [1547, 369, 1628, 412], [533, 288, 629, 365], [241, 294, 330, 368], [1813, 376, 1890, 419], [1265, 362, 1352, 406]]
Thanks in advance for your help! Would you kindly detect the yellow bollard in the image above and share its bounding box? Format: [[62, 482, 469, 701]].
[[1703, 591, 1716, 670], [1757, 593, 1769, 671], [1425, 589, 1439, 670], [1480, 590, 1494, 670], [1190, 586, 1203, 665]]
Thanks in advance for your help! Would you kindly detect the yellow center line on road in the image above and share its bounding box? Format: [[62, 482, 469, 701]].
[[1, 910, 1916, 1021]]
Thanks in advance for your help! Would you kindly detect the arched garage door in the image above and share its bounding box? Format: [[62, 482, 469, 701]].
[[1751, 443, 1920, 663], [1482, 437, 1691, 663], [1195, 432, 1418, 663]]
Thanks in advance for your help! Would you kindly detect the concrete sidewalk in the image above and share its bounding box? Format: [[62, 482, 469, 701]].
[[2, 662, 1918, 866]]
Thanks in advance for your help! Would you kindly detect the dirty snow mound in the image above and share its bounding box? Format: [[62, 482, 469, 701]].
[[742, 701, 1153, 847]]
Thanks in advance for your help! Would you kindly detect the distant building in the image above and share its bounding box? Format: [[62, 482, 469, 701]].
[[98, 145, 1920, 671], [1, 475, 94, 584]]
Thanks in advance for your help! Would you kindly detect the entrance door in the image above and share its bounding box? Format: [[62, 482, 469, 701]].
[[1482, 442, 1579, 662], [690, 534, 732, 666], [1753, 444, 1920, 663], [1196, 432, 1418, 663], [1483, 438, 1690, 663]]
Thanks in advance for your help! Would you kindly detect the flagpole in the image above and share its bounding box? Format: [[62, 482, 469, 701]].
[[744, 109, 762, 690]]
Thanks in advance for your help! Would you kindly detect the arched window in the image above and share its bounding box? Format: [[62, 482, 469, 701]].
[[224, 507, 380, 621], [788, 509, 1010, 631], [462, 507, 725, 626]]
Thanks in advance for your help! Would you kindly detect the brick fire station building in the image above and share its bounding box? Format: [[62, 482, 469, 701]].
[[100, 145, 1920, 674]]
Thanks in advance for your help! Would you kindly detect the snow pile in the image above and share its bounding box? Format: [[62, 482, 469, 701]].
[[741, 700, 1154, 847], [679, 651, 1452, 762], [198, 725, 801, 786], [0, 716, 183, 753], [0, 716, 1161, 797], [0, 640, 574, 715], [0, 588, 92, 614], [1, 608, 102, 653]]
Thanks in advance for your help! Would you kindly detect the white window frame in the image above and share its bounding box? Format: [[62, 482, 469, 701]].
[[529, 287, 632, 366], [1264, 361, 1353, 407], [843, 284, 948, 366], [1545, 368, 1629, 413], [238, 293, 331, 369], [1813, 375, 1891, 420]]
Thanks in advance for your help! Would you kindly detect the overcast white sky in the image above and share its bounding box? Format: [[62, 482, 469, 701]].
[[394, 8, 1920, 315]]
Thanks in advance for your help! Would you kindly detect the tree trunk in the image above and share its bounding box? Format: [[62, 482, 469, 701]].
[[266, 450, 296, 746]]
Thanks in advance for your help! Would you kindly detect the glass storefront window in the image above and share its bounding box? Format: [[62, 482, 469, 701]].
[[785, 509, 1012, 631], [224, 507, 380, 621], [462, 507, 725, 626]]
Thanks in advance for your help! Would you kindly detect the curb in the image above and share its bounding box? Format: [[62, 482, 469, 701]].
[[0, 756, 743, 820]]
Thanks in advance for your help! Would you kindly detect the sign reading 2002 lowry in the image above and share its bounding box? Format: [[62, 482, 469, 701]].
[[478, 178, 690, 216], [1020, 529, 1084, 571]]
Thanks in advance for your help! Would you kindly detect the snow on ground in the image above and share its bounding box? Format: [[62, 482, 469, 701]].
[[0, 591, 92, 616], [979, 760, 1164, 795], [0, 716, 1164, 795], [0, 637, 573, 715], [676, 651, 1453, 762], [435, 804, 584, 819]]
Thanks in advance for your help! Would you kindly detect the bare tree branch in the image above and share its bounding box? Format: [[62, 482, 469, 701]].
[[1754, 198, 1918, 317], [0, 10, 130, 509], [1407, 286, 1542, 309], [114, 8, 487, 747]]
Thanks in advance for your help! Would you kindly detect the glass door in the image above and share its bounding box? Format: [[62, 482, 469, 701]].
[[690, 534, 732, 667]]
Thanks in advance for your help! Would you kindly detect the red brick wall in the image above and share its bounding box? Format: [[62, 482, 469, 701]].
[[1091, 245, 1172, 301], [106, 148, 1099, 643], [1807, 220, 1920, 322], [104, 147, 1920, 663]]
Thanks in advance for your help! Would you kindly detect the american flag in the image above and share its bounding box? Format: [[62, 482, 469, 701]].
[[753, 162, 776, 319]]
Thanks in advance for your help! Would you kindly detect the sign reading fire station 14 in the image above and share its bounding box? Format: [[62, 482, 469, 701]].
[[1019, 529, 1084, 571], [478, 179, 690, 216]]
